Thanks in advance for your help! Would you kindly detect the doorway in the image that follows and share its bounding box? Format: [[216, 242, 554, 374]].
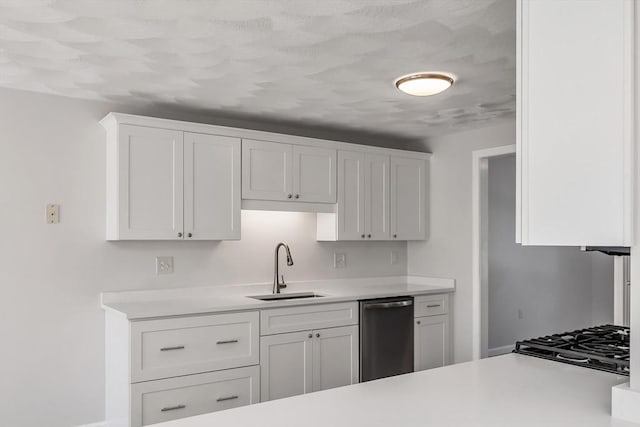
[[471, 146, 615, 360]]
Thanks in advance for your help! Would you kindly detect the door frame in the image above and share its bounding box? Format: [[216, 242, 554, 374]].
[[471, 144, 516, 360]]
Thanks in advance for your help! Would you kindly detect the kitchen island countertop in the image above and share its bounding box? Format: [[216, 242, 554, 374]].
[[152, 354, 633, 427]]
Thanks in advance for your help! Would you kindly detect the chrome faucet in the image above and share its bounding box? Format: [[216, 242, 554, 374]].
[[273, 242, 294, 294]]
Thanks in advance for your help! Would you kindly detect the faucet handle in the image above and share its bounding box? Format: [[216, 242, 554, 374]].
[[279, 275, 287, 289]]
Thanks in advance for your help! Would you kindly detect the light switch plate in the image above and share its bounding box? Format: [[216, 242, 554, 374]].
[[334, 253, 346, 269], [390, 250, 398, 265], [46, 204, 59, 224], [156, 256, 174, 275]]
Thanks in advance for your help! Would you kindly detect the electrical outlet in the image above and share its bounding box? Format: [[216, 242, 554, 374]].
[[518, 309, 523, 320], [334, 253, 346, 269], [156, 256, 174, 275], [46, 204, 60, 224], [390, 250, 398, 265]]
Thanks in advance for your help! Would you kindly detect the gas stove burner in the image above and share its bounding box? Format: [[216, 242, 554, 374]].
[[556, 353, 589, 363], [514, 324, 630, 376]]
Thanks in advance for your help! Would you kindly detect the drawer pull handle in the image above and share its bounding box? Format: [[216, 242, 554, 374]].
[[216, 395, 239, 402], [216, 339, 239, 345], [426, 304, 441, 308], [160, 346, 185, 352], [161, 405, 186, 412]]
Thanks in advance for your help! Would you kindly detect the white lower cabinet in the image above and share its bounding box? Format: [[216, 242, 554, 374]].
[[260, 331, 313, 400], [260, 325, 359, 402], [131, 366, 259, 427], [414, 315, 450, 371]]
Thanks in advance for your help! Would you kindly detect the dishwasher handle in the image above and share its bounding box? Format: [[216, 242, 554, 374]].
[[364, 300, 413, 309]]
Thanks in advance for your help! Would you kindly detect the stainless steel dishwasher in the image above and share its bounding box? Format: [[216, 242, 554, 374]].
[[359, 296, 414, 382]]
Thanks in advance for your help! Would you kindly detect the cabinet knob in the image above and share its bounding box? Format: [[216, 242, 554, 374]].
[[367, 234, 372, 238], [417, 320, 421, 325], [295, 194, 300, 199], [177, 232, 183, 238], [361, 234, 365, 238], [316, 333, 320, 338], [308, 333, 313, 339], [287, 194, 293, 199], [188, 232, 193, 238], [393, 234, 397, 238]]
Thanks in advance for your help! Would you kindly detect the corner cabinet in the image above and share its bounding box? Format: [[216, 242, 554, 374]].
[[516, 0, 634, 246], [101, 115, 241, 241], [241, 139, 337, 203]]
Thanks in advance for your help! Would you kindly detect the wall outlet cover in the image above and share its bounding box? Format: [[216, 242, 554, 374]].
[[334, 253, 346, 269], [46, 204, 60, 224], [390, 250, 398, 265], [156, 256, 174, 275]]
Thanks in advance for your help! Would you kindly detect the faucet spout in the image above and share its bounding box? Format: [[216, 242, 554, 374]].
[[273, 242, 294, 294]]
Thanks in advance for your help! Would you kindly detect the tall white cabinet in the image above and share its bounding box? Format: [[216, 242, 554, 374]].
[[101, 115, 241, 241], [516, 0, 634, 246]]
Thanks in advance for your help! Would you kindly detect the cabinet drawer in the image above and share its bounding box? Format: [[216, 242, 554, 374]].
[[414, 294, 449, 317], [260, 302, 358, 336], [131, 311, 259, 382], [131, 365, 259, 427]]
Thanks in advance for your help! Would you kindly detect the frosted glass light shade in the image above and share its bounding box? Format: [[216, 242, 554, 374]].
[[395, 73, 454, 96]]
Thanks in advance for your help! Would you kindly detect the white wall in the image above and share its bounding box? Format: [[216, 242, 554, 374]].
[[487, 155, 613, 351], [0, 88, 406, 427], [407, 123, 517, 363]]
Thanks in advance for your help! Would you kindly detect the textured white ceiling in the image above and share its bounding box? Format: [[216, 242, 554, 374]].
[[0, 0, 515, 141]]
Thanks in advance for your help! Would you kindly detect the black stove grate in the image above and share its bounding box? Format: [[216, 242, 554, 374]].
[[513, 324, 629, 376]]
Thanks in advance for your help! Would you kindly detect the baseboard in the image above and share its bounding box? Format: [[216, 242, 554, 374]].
[[76, 422, 107, 427], [488, 344, 514, 357]]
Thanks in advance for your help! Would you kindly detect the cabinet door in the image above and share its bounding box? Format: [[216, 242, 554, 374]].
[[414, 315, 450, 372], [260, 331, 313, 401], [118, 125, 183, 240], [390, 157, 426, 240], [312, 325, 359, 392], [242, 139, 292, 201], [337, 151, 366, 240], [517, 0, 633, 245], [292, 145, 337, 203], [184, 133, 241, 240], [365, 154, 390, 240]]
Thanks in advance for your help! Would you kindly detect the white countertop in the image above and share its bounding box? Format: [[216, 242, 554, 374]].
[[101, 275, 454, 319], [153, 354, 633, 427]]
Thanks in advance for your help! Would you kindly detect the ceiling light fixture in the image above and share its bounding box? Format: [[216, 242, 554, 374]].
[[394, 72, 455, 96]]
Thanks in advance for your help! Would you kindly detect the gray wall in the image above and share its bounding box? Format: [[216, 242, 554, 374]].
[[487, 155, 613, 351], [0, 88, 406, 427]]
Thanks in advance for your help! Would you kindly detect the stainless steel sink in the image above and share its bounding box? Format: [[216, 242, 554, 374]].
[[248, 292, 326, 301]]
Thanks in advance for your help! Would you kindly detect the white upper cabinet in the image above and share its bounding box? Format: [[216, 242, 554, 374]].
[[517, 0, 634, 246], [242, 139, 292, 201], [334, 151, 366, 240], [365, 153, 390, 240], [242, 139, 336, 203], [390, 156, 427, 240], [292, 145, 337, 203], [101, 115, 241, 241], [113, 125, 184, 240], [184, 132, 241, 240], [318, 151, 425, 241]]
